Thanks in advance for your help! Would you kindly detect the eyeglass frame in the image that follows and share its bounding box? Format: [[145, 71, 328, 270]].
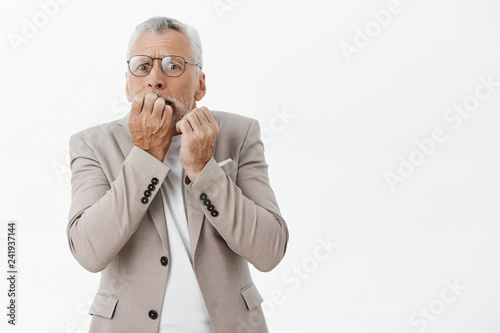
[[127, 54, 202, 77]]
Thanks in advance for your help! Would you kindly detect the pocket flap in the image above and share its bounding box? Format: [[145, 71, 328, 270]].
[[89, 293, 119, 319], [241, 283, 264, 310]]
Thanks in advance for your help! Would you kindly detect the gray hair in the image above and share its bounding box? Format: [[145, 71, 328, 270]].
[[127, 16, 203, 69]]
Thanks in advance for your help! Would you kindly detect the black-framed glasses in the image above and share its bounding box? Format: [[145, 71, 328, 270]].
[[127, 55, 202, 77]]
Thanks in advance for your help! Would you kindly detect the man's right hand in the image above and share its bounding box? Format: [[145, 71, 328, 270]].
[[128, 92, 173, 161]]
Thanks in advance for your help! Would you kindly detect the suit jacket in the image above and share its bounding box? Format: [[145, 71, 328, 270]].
[[67, 110, 289, 333]]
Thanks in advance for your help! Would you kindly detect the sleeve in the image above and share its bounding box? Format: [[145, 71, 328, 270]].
[[184, 119, 289, 272], [67, 133, 170, 273]]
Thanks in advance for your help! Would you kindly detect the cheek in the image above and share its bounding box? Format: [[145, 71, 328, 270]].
[[174, 78, 198, 99], [180, 89, 196, 105], [127, 78, 143, 95]]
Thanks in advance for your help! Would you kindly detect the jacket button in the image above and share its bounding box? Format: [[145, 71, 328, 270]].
[[148, 184, 155, 191], [207, 204, 215, 212], [200, 193, 207, 200], [160, 256, 168, 266], [151, 177, 159, 185], [144, 190, 151, 197], [148, 310, 158, 319], [203, 199, 211, 206], [141, 197, 148, 204], [211, 210, 219, 217]]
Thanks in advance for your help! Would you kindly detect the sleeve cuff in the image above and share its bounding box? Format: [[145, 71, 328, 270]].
[[184, 157, 226, 197], [126, 146, 171, 184]]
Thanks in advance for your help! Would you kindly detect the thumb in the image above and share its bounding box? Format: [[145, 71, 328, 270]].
[[176, 120, 183, 134]]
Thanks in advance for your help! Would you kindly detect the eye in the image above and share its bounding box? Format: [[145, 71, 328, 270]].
[[168, 63, 179, 70], [137, 63, 150, 71]]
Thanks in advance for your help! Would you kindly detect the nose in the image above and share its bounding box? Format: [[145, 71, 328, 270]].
[[147, 60, 166, 89]]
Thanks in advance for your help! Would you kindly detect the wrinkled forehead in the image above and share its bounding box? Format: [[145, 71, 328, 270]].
[[130, 29, 193, 60]]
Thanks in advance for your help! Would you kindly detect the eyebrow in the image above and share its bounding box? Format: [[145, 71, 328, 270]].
[[131, 55, 152, 60], [159, 54, 189, 60], [134, 54, 188, 63]]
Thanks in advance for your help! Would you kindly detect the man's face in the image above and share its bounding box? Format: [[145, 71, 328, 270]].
[[125, 29, 206, 126]]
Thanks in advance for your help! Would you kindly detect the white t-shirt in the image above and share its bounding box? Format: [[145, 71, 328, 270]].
[[158, 134, 214, 333]]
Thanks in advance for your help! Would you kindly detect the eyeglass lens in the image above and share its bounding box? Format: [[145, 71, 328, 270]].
[[128, 56, 186, 77]]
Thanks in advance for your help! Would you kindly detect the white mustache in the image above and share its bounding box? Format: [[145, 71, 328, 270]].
[[145, 90, 192, 130], [146, 89, 189, 116]]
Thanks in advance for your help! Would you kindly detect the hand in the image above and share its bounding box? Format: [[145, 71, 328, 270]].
[[175, 106, 219, 181], [128, 92, 173, 161]]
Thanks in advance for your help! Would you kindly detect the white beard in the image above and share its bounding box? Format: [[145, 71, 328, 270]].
[[146, 88, 193, 129]]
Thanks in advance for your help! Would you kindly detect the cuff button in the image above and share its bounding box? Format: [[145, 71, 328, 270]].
[[151, 177, 159, 185], [160, 256, 168, 266], [148, 310, 158, 319], [141, 197, 149, 204], [211, 210, 219, 217]]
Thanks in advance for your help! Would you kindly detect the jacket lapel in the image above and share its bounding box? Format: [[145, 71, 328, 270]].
[[187, 113, 221, 258], [111, 113, 169, 253], [186, 191, 205, 258]]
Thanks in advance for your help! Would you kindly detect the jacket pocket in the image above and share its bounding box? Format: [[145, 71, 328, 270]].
[[89, 293, 119, 319], [221, 159, 237, 174], [240, 283, 264, 311]]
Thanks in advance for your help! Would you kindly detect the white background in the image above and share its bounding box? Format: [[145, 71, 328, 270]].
[[1, 0, 500, 332]]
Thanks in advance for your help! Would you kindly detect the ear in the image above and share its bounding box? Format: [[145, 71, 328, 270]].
[[194, 72, 206, 101], [125, 72, 132, 102]]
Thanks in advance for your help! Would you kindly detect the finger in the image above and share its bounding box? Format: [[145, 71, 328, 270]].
[[130, 93, 146, 115], [186, 109, 203, 129], [152, 97, 165, 119], [161, 105, 173, 127], [183, 113, 204, 138], [163, 104, 173, 120], [143, 93, 158, 115], [199, 106, 217, 126], [175, 119, 185, 134], [195, 107, 218, 138], [176, 118, 193, 134]]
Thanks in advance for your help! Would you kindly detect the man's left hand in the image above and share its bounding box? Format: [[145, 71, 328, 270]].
[[176, 106, 219, 181]]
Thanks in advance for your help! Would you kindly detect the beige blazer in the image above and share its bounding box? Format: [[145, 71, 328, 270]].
[[67, 111, 289, 333]]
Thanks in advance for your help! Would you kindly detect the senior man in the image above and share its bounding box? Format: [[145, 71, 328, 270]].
[[67, 16, 288, 333]]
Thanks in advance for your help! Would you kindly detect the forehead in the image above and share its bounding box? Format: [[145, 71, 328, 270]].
[[130, 29, 191, 58]]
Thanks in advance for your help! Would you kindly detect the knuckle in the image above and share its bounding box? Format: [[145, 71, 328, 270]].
[[131, 96, 142, 107], [145, 93, 157, 102]]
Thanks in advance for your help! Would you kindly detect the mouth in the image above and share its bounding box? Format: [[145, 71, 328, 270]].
[[164, 99, 175, 112], [163, 99, 179, 116]]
